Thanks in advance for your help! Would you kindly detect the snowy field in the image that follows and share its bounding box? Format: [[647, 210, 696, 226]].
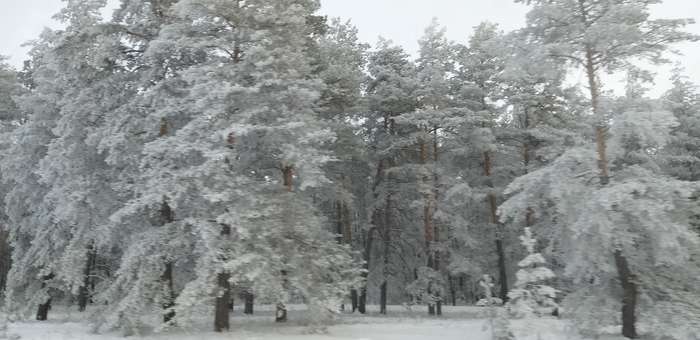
[[9, 305, 588, 340]]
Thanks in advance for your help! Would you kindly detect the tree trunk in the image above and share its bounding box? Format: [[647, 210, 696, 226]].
[[577, 4, 636, 331], [214, 272, 231, 332], [358, 287, 367, 314], [36, 273, 54, 321], [78, 245, 96, 312], [214, 223, 232, 332], [484, 151, 508, 301], [495, 237, 508, 302], [449, 274, 456, 306], [358, 227, 375, 314], [583, 44, 609, 186], [350, 289, 358, 312], [244, 292, 254, 315], [421, 137, 436, 316], [420, 134, 442, 316], [380, 160, 393, 316], [432, 129, 442, 316], [276, 166, 294, 323], [379, 280, 387, 314], [36, 299, 51, 321], [162, 262, 176, 323], [159, 199, 177, 324], [615, 250, 638, 339], [0, 229, 10, 294]]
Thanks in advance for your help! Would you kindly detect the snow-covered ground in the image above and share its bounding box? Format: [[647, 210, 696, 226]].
[[8, 305, 589, 340]]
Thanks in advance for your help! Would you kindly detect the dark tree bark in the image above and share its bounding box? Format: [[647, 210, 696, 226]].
[[214, 224, 232, 332], [36, 299, 51, 321], [244, 292, 254, 315], [494, 237, 508, 302], [159, 199, 177, 324], [358, 288, 367, 314], [78, 245, 96, 312], [484, 151, 509, 302], [214, 272, 231, 332], [379, 281, 387, 314], [431, 131, 442, 316], [576, 2, 635, 333], [36, 273, 54, 321], [276, 166, 294, 323], [350, 289, 358, 312], [360, 163, 381, 316], [0, 229, 10, 294], [358, 227, 374, 314], [379, 157, 395, 316], [162, 262, 176, 323], [615, 250, 638, 339]]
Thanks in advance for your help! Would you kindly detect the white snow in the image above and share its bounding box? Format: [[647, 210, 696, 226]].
[[8, 305, 586, 340]]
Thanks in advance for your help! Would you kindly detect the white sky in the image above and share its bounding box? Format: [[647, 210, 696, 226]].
[[1, 0, 699, 96]]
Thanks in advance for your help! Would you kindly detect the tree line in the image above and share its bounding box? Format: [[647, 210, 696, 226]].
[[0, 0, 698, 338]]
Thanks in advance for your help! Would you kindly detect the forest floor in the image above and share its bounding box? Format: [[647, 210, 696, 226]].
[[10, 305, 594, 340]]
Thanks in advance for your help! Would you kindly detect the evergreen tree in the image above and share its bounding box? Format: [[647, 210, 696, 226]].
[[1, 0, 121, 317], [513, 1, 699, 337], [663, 66, 700, 182], [506, 227, 558, 318], [453, 22, 511, 302], [363, 38, 424, 315]]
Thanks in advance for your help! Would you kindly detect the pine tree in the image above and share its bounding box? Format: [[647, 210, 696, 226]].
[[1, 0, 120, 317], [514, 1, 699, 337], [663, 66, 700, 182], [500, 107, 700, 338], [99, 0, 364, 332], [453, 22, 510, 303], [506, 227, 558, 318], [364, 38, 420, 315], [38, 0, 125, 315], [2, 35, 60, 321], [85, 0, 195, 332], [313, 17, 370, 313], [0, 58, 23, 297]]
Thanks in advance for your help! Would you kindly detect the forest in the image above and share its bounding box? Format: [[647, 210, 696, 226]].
[[0, 0, 699, 339]]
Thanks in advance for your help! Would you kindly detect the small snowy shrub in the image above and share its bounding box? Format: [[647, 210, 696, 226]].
[[507, 227, 558, 318]]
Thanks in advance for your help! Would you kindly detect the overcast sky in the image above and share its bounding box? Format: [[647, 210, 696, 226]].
[[1, 0, 699, 95]]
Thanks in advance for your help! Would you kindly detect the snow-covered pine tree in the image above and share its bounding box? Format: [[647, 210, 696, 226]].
[[506, 227, 557, 318], [312, 17, 370, 313], [96, 0, 364, 333], [89, 0, 201, 332], [663, 66, 700, 183], [452, 22, 511, 303], [36, 0, 126, 314], [2, 35, 61, 321], [0, 58, 24, 296], [497, 30, 588, 297], [513, 0, 699, 337], [499, 107, 700, 338], [1, 0, 120, 318], [0, 57, 22, 124], [398, 19, 476, 316], [363, 38, 420, 315], [204, 0, 363, 326]]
